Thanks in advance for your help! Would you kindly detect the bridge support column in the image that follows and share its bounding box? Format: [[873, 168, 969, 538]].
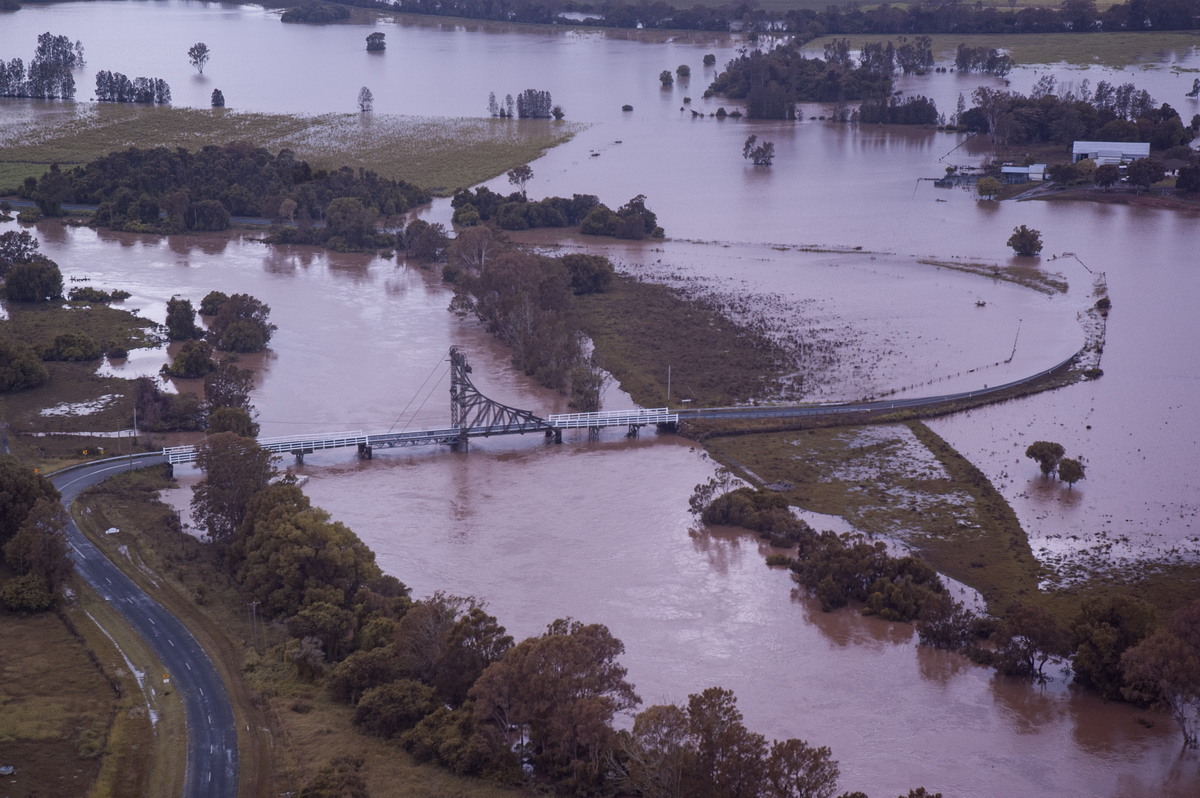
[[295, 451, 304, 464], [545, 429, 562, 444], [589, 426, 600, 441], [627, 424, 642, 438], [357, 443, 373, 460]]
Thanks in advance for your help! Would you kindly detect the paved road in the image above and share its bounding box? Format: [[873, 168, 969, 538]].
[[677, 352, 1077, 425], [52, 456, 239, 798]]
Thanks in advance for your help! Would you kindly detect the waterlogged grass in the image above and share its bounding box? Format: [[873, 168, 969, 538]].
[[0, 302, 159, 448], [703, 421, 1045, 613], [802, 31, 1200, 68], [0, 104, 580, 196], [918, 258, 1069, 295], [575, 272, 792, 407]]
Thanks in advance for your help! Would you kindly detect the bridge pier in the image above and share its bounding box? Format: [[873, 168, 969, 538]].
[[626, 424, 643, 438], [545, 429, 562, 444], [291, 448, 314, 464], [357, 443, 373, 460]]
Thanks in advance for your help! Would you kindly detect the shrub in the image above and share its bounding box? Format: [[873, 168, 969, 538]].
[[162, 340, 216, 379], [43, 332, 103, 361], [0, 338, 49, 391], [1, 572, 55, 611], [4, 259, 62, 301]]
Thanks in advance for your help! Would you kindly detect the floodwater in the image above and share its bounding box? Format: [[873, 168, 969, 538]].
[[4, 3, 1200, 795]]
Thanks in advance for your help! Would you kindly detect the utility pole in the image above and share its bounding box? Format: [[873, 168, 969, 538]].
[[248, 600, 260, 650], [667, 365, 671, 404]]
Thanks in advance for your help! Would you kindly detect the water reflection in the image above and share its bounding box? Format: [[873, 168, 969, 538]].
[[5, 2, 1200, 793]]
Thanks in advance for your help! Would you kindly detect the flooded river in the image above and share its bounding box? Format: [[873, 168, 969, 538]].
[[4, 3, 1200, 795]]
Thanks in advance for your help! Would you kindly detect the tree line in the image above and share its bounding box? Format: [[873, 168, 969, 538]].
[[362, 0, 1200, 36], [706, 44, 893, 118], [0, 31, 82, 100], [692, 465, 1200, 750], [451, 184, 664, 240], [443, 225, 613, 410], [961, 77, 1198, 149], [18, 144, 430, 236], [0, 457, 71, 612], [93, 70, 171, 104], [179, 434, 918, 795], [487, 88, 563, 120]]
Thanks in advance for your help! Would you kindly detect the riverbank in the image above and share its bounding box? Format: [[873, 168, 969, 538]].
[[68, 467, 524, 797], [1032, 184, 1200, 213]]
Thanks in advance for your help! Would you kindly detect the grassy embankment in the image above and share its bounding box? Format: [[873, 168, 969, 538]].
[[0, 104, 579, 197], [70, 468, 524, 798]]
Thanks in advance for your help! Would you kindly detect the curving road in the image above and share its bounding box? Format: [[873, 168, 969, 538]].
[[677, 351, 1078, 425], [52, 455, 239, 798]]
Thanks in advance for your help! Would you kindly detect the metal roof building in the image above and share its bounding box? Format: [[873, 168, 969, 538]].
[[1072, 141, 1151, 165]]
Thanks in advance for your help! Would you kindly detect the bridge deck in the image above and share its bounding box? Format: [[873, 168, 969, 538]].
[[547, 408, 678, 429]]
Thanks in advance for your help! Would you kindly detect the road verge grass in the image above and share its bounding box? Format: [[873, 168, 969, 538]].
[[72, 467, 524, 797]]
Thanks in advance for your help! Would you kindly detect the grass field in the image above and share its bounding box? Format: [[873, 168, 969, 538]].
[[0, 603, 115, 798], [802, 31, 1200, 68], [0, 582, 187, 798], [0, 104, 580, 196]]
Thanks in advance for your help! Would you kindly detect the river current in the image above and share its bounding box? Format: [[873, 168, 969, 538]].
[[3, 3, 1200, 795]]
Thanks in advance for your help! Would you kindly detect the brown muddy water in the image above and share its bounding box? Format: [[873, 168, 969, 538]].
[[4, 2, 1200, 795]]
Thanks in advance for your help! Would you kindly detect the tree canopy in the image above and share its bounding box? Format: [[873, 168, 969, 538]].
[[33, 144, 428, 235], [190, 432, 277, 543], [470, 618, 640, 787], [187, 42, 210, 74], [1007, 225, 1043, 257], [1122, 599, 1200, 748]]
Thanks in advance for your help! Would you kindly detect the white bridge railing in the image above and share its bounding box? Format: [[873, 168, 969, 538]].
[[546, 408, 678, 429], [164, 430, 369, 464]]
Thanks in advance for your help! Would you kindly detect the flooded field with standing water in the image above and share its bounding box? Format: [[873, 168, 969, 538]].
[[3, 2, 1200, 794]]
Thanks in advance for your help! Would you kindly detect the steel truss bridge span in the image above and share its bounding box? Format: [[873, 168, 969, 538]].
[[161, 346, 1077, 466], [163, 348, 679, 466]]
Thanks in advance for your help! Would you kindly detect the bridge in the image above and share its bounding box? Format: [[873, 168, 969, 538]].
[[163, 347, 679, 465], [162, 345, 1079, 467]]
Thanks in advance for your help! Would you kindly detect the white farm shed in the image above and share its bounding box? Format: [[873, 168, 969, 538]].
[[1072, 141, 1151, 165]]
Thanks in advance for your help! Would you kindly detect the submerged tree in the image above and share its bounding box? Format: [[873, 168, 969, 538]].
[[188, 42, 210, 74], [1058, 457, 1085, 488], [1007, 225, 1043, 256], [742, 135, 775, 166], [1024, 441, 1065, 476], [211, 88, 225, 108], [357, 86, 373, 113], [366, 32, 386, 52], [1122, 598, 1200, 748]]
